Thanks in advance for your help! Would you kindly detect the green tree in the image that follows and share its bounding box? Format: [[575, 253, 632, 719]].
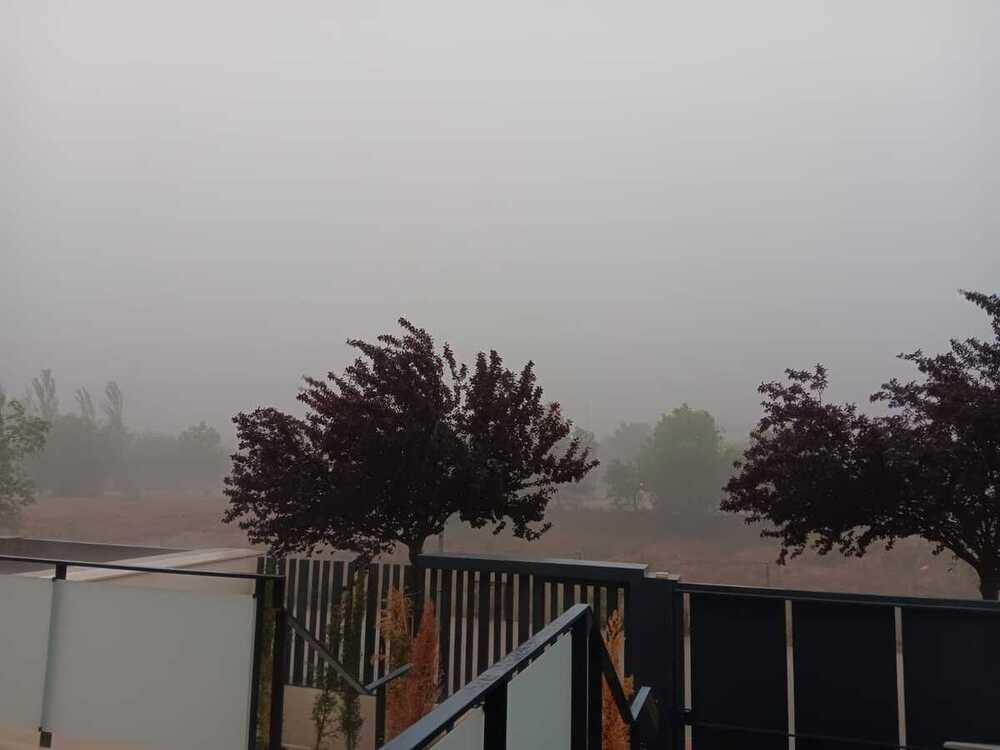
[[119, 432, 178, 496], [25, 372, 115, 497], [604, 459, 643, 510], [638, 404, 735, 526], [33, 414, 110, 496], [177, 422, 228, 490], [102, 381, 131, 494], [0, 390, 49, 530], [552, 427, 600, 509], [599, 421, 651, 464], [74, 388, 96, 425], [30, 369, 59, 422]]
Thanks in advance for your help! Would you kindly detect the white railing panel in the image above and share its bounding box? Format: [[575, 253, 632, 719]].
[[0, 575, 53, 728], [506, 633, 572, 750], [435, 706, 485, 750], [45, 580, 255, 749]]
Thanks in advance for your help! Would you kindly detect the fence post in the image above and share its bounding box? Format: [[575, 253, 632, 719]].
[[375, 682, 387, 748], [586, 612, 604, 750], [248, 576, 267, 750], [628, 572, 679, 750], [482, 679, 509, 750], [571, 611, 599, 750], [38, 562, 68, 749], [268, 577, 287, 750]]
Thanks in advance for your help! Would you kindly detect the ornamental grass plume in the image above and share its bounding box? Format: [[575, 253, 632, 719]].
[[380, 589, 440, 740], [602, 609, 634, 750]]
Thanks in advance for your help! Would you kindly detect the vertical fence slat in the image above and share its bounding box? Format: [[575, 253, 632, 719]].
[[378, 563, 391, 679], [531, 575, 545, 635], [492, 573, 503, 664], [452, 570, 466, 694], [363, 563, 379, 684], [504, 572, 515, 656], [403, 563, 415, 622], [330, 561, 345, 660], [564, 581, 576, 610], [427, 567, 438, 613], [392, 563, 402, 594], [306, 559, 322, 686], [292, 559, 309, 686], [602, 584, 618, 628], [438, 569, 453, 697], [316, 560, 332, 682], [464, 571, 475, 689], [379, 561, 391, 602], [516, 573, 530, 646], [477, 572, 491, 675]]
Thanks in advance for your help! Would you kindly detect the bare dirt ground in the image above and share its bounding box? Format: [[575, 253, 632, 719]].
[[20, 494, 249, 550], [19, 495, 981, 599]]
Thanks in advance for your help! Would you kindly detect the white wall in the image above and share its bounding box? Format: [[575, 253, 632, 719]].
[[0, 575, 53, 730], [44, 580, 256, 750], [505, 634, 572, 750]]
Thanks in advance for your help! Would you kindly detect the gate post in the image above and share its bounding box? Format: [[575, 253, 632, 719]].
[[628, 572, 679, 749], [268, 577, 287, 750]]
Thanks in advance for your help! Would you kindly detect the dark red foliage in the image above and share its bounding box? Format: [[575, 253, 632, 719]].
[[723, 291, 1000, 599], [223, 319, 597, 562]]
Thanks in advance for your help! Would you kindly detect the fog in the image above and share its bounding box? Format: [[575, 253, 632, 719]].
[[3, 0, 998, 440]]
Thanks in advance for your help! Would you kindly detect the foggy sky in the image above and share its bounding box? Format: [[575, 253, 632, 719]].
[[3, 0, 998, 441]]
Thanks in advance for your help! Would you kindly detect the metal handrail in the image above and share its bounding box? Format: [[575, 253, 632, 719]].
[[382, 604, 589, 750], [0, 553, 279, 581], [381, 603, 656, 750]]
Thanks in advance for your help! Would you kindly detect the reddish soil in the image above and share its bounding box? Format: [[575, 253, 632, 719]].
[[20, 494, 250, 551], [18, 496, 981, 600]]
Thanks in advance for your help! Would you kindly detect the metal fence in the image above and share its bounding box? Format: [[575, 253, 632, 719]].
[[676, 581, 1000, 750], [275, 552, 1000, 749]]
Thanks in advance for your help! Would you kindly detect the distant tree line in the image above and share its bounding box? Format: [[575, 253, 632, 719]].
[[12, 369, 228, 498], [551, 405, 743, 532]]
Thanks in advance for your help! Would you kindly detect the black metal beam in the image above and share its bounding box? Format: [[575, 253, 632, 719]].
[[416, 552, 649, 583], [597, 633, 633, 729], [677, 581, 1000, 612], [366, 664, 413, 693], [0, 553, 278, 581], [287, 612, 369, 695]]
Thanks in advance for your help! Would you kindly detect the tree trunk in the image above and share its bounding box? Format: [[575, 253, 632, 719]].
[[978, 570, 1000, 600], [407, 537, 427, 629], [407, 537, 425, 567]]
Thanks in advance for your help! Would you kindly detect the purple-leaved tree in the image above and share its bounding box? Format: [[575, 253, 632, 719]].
[[224, 319, 597, 564], [724, 290, 1000, 599]]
